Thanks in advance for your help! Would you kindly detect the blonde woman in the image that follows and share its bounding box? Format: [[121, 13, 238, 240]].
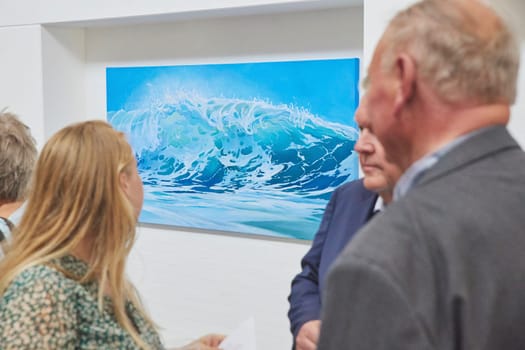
[[0, 121, 224, 349]]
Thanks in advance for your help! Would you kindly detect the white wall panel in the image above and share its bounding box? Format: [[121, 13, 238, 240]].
[[0, 25, 45, 147]]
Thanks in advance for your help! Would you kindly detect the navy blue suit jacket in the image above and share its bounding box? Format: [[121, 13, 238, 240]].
[[287, 179, 377, 341]]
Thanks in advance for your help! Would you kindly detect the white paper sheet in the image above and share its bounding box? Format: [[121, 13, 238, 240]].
[[219, 317, 257, 350]]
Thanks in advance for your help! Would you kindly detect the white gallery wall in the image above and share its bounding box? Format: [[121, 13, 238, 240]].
[[0, 0, 524, 349], [494, 0, 525, 147], [0, 2, 362, 349], [0, 26, 46, 146]]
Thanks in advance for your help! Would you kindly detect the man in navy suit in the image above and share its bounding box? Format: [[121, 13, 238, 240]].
[[287, 106, 401, 350]]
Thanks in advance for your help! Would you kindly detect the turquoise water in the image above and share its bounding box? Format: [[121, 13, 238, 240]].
[[107, 59, 359, 239]]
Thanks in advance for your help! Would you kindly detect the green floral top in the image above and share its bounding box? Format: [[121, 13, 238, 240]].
[[0, 255, 165, 349]]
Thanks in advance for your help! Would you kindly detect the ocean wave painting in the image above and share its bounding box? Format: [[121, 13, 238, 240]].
[[106, 58, 360, 240]]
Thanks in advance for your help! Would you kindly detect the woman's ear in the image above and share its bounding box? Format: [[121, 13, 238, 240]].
[[119, 170, 130, 192]]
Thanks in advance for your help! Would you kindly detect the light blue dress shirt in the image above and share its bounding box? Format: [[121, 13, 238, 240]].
[[394, 127, 493, 201]]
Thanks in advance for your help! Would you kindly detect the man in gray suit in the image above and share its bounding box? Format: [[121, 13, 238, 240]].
[[318, 0, 524, 349]]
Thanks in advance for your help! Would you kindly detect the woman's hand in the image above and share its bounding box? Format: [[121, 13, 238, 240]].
[[175, 333, 226, 350]]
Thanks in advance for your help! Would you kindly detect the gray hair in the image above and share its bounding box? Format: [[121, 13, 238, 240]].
[[0, 112, 37, 202], [381, 0, 520, 105]]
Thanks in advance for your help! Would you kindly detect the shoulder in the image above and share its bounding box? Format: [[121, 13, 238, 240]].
[[337, 197, 430, 281], [0, 263, 86, 332], [0, 264, 85, 348], [327, 180, 377, 215], [2, 263, 83, 303], [334, 179, 374, 199], [336, 179, 364, 192]]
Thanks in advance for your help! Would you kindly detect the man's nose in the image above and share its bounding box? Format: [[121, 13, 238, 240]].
[[355, 130, 374, 154]]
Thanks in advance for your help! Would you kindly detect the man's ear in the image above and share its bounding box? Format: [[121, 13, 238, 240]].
[[393, 53, 417, 116]]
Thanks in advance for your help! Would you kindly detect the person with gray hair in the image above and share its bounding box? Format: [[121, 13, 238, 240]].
[[318, 0, 524, 349], [0, 111, 37, 258]]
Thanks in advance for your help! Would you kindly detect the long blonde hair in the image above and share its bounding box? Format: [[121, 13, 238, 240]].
[[0, 120, 154, 349]]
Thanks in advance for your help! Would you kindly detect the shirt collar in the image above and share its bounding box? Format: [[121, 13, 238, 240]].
[[374, 196, 384, 212], [8, 202, 26, 225], [0, 218, 12, 243], [393, 127, 490, 201]]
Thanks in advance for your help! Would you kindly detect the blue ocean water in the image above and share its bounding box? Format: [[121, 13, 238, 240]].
[[109, 93, 359, 240]]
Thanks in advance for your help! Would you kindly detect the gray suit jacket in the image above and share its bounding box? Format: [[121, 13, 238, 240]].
[[318, 126, 525, 350]]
